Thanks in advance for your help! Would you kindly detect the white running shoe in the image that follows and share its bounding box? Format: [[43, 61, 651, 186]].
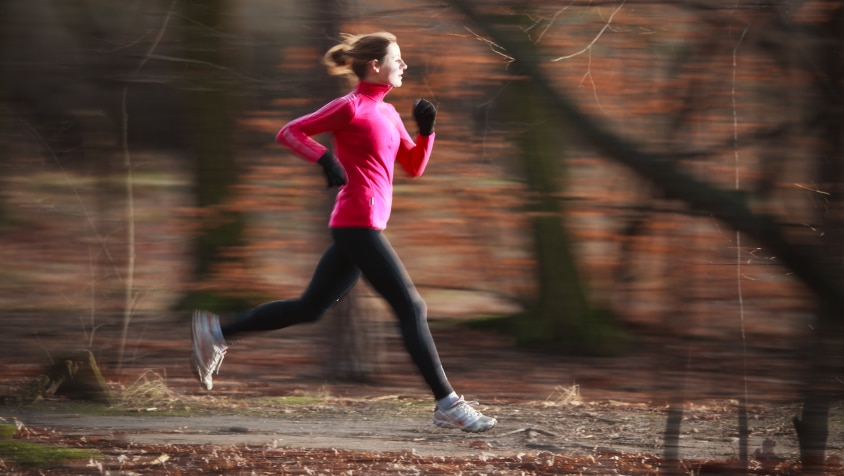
[[191, 310, 228, 391], [433, 396, 497, 433]]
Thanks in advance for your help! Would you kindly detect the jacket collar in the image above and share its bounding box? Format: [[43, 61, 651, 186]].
[[355, 80, 392, 102]]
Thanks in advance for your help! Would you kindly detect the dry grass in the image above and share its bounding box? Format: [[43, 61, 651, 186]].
[[117, 369, 184, 410], [543, 384, 583, 406]]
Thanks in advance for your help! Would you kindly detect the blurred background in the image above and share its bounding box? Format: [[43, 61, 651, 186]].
[[0, 0, 842, 433]]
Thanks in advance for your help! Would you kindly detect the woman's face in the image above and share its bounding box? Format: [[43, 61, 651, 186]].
[[369, 42, 407, 87]]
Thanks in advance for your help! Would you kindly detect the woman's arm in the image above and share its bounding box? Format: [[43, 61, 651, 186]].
[[396, 99, 436, 177], [276, 96, 355, 162], [396, 132, 435, 177], [389, 104, 434, 177]]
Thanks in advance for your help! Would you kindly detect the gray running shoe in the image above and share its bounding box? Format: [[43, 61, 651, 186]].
[[191, 310, 228, 391], [433, 396, 497, 433]]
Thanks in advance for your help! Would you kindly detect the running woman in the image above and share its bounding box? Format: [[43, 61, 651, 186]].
[[191, 32, 496, 433]]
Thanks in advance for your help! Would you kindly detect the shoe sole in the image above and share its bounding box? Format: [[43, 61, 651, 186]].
[[192, 360, 213, 391], [191, 311, 217, 391], [433, 416, 497, 433]]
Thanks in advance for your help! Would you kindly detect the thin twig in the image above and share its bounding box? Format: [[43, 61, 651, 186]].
[[731, 24, 750, 467], [496, 427, 559, 438], [794, 183, 830, 195], [531, 1, 576, 44], [464, 27, 515, 66], [118, 0, 177, 369], [85, 244, 95, 349], [140, 54, 271, 83], [550, 0, 626, 62]]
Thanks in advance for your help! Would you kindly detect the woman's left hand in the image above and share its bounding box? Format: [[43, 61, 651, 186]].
[[413, 99, 436, 136]]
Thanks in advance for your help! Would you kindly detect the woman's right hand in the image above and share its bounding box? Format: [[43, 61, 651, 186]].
[[317, 151, 347, 188]]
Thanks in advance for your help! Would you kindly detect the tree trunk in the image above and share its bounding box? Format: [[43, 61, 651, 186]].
[[177, 0, 247, 311], [795, 6, 844, 473], [327, 292, 384, 381], [0, 1, 7, 227], [502, 78, 620, 354], [663, 402, 683, 475], [309, 0, 384, 381]]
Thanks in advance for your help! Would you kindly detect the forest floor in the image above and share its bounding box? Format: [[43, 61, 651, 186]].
[[1, 312, 842, 475]]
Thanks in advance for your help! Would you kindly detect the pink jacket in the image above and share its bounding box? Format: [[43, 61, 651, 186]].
[[277, 81, 435, 230]]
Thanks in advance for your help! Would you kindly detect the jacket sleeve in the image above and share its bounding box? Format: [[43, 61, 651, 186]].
[[276, 96, 355, 162], [393, 108, 434, 177]]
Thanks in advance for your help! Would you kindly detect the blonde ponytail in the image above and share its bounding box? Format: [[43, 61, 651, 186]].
[[323, 32, 396, 81]]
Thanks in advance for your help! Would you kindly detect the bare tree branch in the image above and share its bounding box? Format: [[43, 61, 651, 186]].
[[448, 0, 844, 316]]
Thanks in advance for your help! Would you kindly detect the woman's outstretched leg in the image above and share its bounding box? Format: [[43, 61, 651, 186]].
[[192, 241, 360, 391], [221, 242, 361, 338]]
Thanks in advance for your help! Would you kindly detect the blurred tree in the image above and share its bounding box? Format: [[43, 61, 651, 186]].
[[502, 77, 620, 354], [306, 0, 385, 382], [794, 4, 844, 471], [0, 1, 7, 227], [177, 0, 247, 311]]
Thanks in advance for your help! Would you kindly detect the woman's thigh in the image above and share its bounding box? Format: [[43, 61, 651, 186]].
[[331, 228, 420, 312], [299, 240, 362, 311]]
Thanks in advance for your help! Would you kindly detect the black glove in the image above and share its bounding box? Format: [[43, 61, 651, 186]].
[[412, 98, 436, 136], [316, 151, 347, 188]]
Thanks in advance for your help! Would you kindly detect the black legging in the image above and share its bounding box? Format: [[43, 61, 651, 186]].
[[221, 227, 454, 400]]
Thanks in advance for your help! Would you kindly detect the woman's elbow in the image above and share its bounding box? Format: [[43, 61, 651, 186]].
[[275, 127, 287, 145], [407, 166, 426, 178]]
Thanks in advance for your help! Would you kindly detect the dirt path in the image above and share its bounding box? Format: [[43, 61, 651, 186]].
[[3, 397, 822, 461]]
